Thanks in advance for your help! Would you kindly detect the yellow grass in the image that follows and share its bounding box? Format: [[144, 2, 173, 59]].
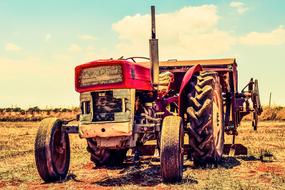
[[0, 121, 284, 189], [1, 106, 285, 122], [243, 106, 285, 121], [0, 110, 78, 122]]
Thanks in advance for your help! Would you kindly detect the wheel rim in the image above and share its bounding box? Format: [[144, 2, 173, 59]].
[[51, 127, 67, 174], [212, 89, 223, 157], [179, 122, 184, 178]]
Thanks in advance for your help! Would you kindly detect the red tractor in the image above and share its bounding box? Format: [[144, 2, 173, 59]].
[[34, 6, 262, 183]]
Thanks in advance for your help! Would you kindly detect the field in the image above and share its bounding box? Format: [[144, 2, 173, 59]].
[[0, 106, 285, 122], [0, 121, 285, 190]]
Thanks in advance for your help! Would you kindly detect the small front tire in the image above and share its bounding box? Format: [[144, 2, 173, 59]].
[[160, 116, 184, 183], [35, 118, 70, 182]]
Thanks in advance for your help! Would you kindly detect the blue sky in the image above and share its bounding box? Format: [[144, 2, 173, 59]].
[[0, 0, 285, 108]]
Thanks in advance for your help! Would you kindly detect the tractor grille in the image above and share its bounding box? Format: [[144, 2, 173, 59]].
[[79, 65, 123, 87], [92, 91, 122, 122]]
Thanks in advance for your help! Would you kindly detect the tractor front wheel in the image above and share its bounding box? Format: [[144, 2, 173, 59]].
[[160, 116, 184, 183], [35, 118, 70, 182]]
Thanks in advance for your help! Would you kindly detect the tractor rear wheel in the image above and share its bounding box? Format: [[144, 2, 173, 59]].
[[186, 71, 224, 166], [160, 116, 184, 183], [87, 139, 127, 166], [35, 118, 70, 182]]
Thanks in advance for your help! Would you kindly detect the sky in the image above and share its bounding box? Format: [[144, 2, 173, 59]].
[[0, 0, 285, 108]]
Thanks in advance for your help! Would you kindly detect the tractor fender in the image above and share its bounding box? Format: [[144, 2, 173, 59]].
[[178, 64, 202, 115]]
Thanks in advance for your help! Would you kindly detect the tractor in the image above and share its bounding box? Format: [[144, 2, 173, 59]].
[[34, 6, 262, 183]]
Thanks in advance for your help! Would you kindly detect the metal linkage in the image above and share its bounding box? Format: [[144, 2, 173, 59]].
[[62, 125, 79, 134]]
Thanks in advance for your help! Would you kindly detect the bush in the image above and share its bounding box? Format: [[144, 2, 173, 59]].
[[53, 108, 61, 113], [27, 106, 40, 113], [13, 107, 23, 112], [275, 107, 285, 120]]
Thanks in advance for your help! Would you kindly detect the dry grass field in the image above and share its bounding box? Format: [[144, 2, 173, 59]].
[[0, 121, 284, 189], [0, 108, 79, 122], [0, 106, 284, 122]]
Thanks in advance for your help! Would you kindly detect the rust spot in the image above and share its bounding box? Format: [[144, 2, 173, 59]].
[[256, 163, 285, 176], [0, 182, 7, 188], [83, 162, 94, 170]]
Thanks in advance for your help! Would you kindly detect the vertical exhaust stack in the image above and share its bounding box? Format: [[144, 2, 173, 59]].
[[149, 5, 159, 89]]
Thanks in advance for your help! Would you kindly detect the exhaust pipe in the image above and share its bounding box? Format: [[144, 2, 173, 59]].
[[149, 5, 159, 89]]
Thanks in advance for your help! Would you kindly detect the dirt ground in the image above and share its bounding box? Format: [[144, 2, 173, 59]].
[[0, 121, 284, 190]]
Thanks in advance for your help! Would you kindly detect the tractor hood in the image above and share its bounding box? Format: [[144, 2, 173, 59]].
[[75, 59, 153, 93]]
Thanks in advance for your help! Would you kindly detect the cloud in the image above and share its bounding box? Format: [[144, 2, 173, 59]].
[[45, 34, 51, 42], [112, 5, 236, 59], [230, 1, 248, 14], [5, 43, 22, 51], [78, 34, 96, 40], [0, 56, 79, 108], [239, 26, 285, 46], [68, 44, 82, 52]]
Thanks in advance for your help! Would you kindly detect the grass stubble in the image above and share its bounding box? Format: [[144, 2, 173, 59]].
[[0, 121, 284, 189]]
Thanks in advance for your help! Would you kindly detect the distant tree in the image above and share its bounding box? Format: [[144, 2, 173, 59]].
[[62, 108, 71, 112], [13, 107, 22, 112], [27, 106, 41, 113], [5, 108, 12, 112], [53, 108, 61, 113]]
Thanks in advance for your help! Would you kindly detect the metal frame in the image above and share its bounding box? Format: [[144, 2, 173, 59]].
[[158, 59, 261, 145]]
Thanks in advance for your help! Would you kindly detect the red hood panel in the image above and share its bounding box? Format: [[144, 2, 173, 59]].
[[75, 60, 153, 93]]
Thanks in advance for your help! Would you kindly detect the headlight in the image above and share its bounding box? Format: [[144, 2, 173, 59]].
[[79, 65, 123, 87]]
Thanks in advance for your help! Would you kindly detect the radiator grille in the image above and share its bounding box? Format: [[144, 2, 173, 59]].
[[92, 91, 122, 122]]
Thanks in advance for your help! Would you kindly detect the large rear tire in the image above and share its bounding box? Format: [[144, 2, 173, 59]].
[[160, 116, 184, 183], [87, 139, 127, 166], [35, 118, 70, 182], [186, 71, 224, 166]]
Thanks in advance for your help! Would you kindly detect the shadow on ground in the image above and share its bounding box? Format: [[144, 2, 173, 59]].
[[219, 156, 241, 169], [65, 155, 263, 187], [91, 156, 245, 187], [219, 155, 263, 169], [94, 165, 162, 186]]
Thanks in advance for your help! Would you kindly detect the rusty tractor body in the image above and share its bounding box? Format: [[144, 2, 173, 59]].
[[34, 6, 262, 183]]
